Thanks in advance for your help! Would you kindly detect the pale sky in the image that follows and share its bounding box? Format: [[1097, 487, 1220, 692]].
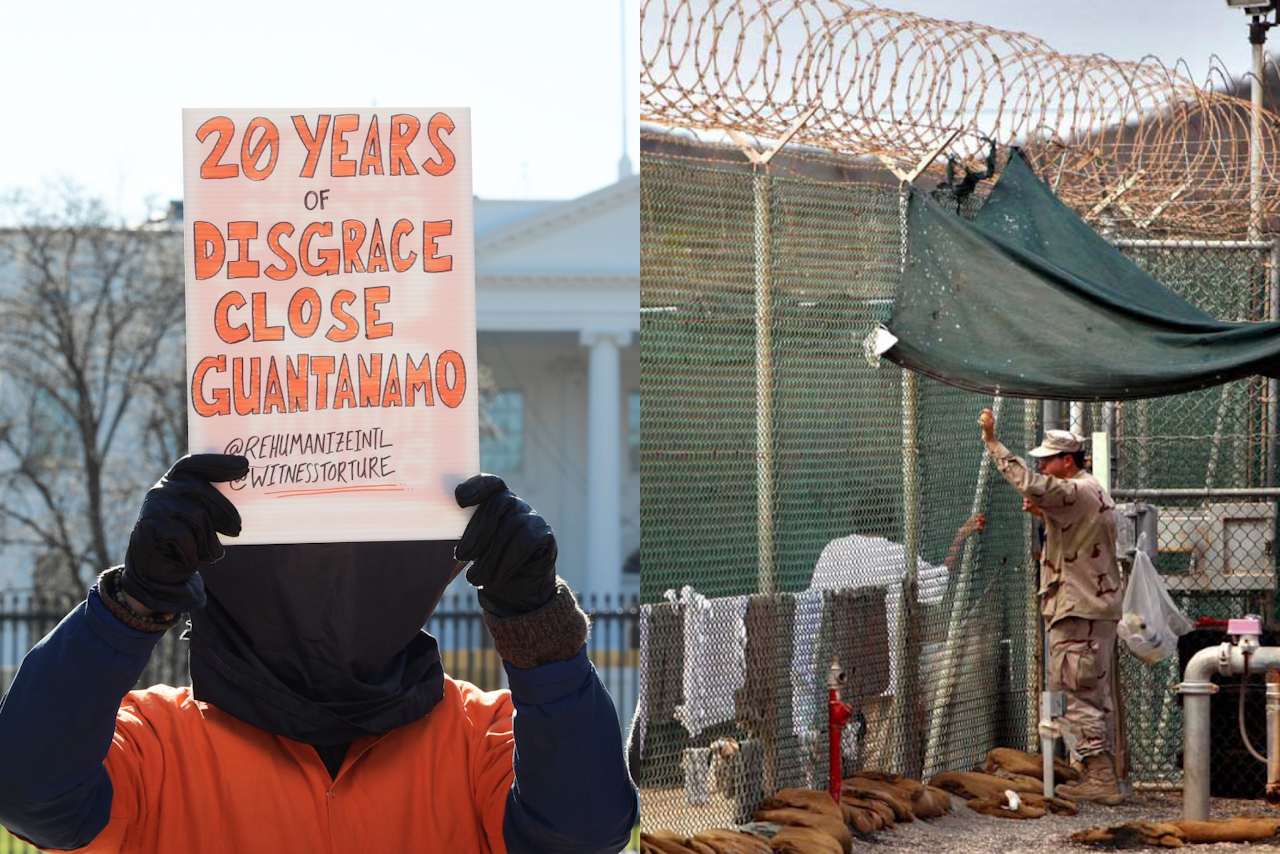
[[0, 0, 639, 222], [883, 0, 1267, 86]]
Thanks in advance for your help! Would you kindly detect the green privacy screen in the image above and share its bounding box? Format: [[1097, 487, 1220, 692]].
[[884, 149, 1280, 400]]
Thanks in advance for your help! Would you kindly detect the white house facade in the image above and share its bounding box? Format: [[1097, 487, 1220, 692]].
[[469, 175, 640, 603]]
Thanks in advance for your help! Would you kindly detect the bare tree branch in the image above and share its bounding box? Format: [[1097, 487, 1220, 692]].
[[0, 185, 186, 594]]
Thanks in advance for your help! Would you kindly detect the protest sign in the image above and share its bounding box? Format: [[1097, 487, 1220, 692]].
[[182, 108, 478, 545]]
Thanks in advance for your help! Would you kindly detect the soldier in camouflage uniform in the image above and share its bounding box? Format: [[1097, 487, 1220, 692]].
[[979, 409, 1124, 806]]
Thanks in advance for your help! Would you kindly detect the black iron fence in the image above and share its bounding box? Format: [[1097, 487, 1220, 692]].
[[0, 589, 640, 852], [0, 590, 642, 729]]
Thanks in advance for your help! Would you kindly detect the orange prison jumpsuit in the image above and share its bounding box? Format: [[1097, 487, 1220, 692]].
[[62, 681, 516, 854]]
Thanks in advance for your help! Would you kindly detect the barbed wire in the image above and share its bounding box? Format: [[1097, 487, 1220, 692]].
[[640, 0, 1280, 235]]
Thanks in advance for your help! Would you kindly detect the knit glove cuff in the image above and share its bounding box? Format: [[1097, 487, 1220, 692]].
[[482, 580, 589, 669]]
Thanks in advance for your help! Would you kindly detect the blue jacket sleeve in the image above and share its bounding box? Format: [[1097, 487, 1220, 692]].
[[0, 586, 162, 850], [502, 647, 638, 854]]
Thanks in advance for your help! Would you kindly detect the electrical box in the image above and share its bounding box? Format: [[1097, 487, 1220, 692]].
[[1115, 502, 1159, 562], [1157, 502, 1276, 592]]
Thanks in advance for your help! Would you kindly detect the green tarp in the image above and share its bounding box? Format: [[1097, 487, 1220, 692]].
[[882, 149, 1280, 400]]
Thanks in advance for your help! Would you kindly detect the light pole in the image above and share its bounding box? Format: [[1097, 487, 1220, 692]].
[[1226, 0, 1278, 237], [1226, 3, 1280, 488]]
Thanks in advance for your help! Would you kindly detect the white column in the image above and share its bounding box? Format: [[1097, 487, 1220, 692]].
[[580, 329, 630, 600]]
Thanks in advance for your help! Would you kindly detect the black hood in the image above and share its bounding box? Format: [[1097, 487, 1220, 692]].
[[188, 540, 462, 746]]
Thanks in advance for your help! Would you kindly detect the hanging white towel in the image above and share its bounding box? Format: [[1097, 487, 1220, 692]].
[[667, 586, 749, 738]]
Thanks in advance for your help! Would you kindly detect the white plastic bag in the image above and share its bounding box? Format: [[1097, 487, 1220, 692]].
[[1117, 534, 1194, 664]]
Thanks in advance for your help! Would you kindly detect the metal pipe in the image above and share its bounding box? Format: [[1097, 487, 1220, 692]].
[[752, 171, 778, 798], [1070, 401, 1086, 436], [1093, 431, 1112, 494], [1027, 403, 1044, 752], [894, 187, 923, 779], [1113, 487, 1280, 499], [1043, 400, 1063, 432], [1041, 692, 1056, 798], [1269, 242, 1279, 488], [1251, 26, 1265, 241], [901, 370, 920, 593], [1180, 644, 1280, 819], [753, 172, 775, 596], [899, 368, 921, 778], [1101, 404, 1117, 487], [1267, 671, 1280, 806]]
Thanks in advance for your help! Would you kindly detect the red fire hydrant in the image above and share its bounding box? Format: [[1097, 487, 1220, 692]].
[[827, 658, 853, 804]]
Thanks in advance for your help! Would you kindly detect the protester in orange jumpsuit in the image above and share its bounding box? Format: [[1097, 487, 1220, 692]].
[[0, 455, 637, 853]]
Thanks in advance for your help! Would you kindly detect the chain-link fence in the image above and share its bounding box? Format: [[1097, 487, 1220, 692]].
[[638, 138, 1280, 834], [1103, 239, 1279, 796]]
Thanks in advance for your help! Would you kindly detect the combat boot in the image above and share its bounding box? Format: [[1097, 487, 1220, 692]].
[[1055, 753, 1125, 806]]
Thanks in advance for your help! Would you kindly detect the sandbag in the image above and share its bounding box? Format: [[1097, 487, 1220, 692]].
[[1072, 817, 1280, 848], [838, 802, 881, 836], [1176, 817, 1280, 844], [910, 785, 953, 819], [753, 808, 852, 854], [843, 770, 952, 821], [769, 826, 844, 854], [760, 789, 842, 819], [929, 769, 1041, 800], [840, 793, 895, 828], [928, 770, 1076, 816], [965, 797, 1047, 820], [1070, 822, 1187, 848], [847, 773, 923, 803], [984, 747, 1079, 782], [840, 782, 914, 822], [691, 829, 774, 854], [847, 769, 912, 788], [642, 830, 704, 854]]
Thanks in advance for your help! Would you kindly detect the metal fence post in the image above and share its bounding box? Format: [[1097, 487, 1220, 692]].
[[898, 368, 921, 778], [1269, 241, 1279, 488], [754, 171, 776, 596], [1023, 401, 1042, 753]]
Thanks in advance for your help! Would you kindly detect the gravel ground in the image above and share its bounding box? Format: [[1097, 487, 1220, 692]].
[[860, 792, 1280, 853]]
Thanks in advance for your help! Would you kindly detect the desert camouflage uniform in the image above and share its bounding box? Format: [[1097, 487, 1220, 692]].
[[986, 439, 1121, 757]]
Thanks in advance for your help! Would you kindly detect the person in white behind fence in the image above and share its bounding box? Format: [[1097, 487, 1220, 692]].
[[799, 512, 985, 768]]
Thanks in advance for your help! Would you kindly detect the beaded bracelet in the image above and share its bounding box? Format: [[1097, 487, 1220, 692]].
[[97, 567, 182, 632]]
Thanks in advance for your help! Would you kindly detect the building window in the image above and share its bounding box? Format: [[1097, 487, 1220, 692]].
[[628, 392, 640, 472], [481, 390, 524, 473]]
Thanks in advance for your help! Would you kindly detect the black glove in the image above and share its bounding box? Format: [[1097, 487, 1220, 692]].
[[120, 454, 248, 614], [455, 474, 558, 618]]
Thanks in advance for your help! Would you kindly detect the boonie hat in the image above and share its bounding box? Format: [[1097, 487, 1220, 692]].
[[1029, 429, 1083, 458]]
